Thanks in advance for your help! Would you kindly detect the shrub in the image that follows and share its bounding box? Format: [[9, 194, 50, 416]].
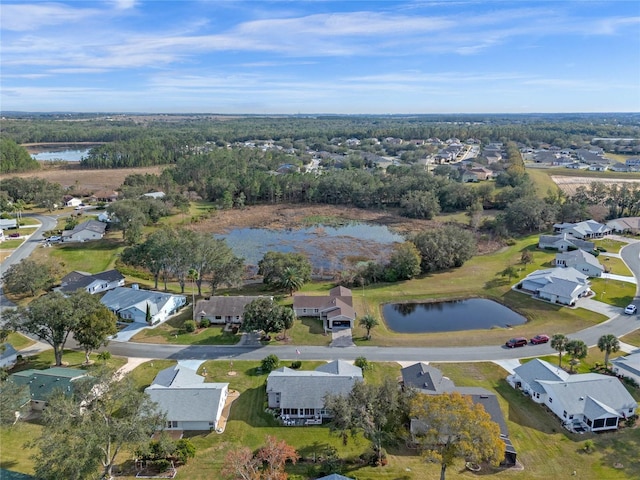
[[184, 320, 197, 333], [261, 354, 280, 372], [174, 439, 196, 464], [154, 459, 171, 472], [199, 318, 211, 328], [583, 439, 595, 453], [290, 360, 302, 369]]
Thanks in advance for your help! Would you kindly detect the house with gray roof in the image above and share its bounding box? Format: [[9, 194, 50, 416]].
[[554, 249, 604, 277], [553, 219, 611, 239], [538, 233, 595, 252], [0, 218, 17, 230], [0, 343, 18, 369], [145, 364, 229, 432], [195, 295, 271, 325], [403, 363, 517, 466], [57, 269, 125, 294], [508, 359, 636, 432], [293, 286, 356, 332], [611, 352, 640, 386], [100, 286, 186, 324], [10, 367, 90, 411], [518, 267, 591, 305], [607, 217, 640, 234], [266, 360, 362, 423], [62, 219, 106, 243]]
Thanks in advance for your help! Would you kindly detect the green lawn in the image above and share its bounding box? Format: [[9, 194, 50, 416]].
[[590, 278, 636, 307], [0, 239, 24, 249], [5, 332, 34, 350], [600, 256, 633, 276], [8, 349, 127, 374]]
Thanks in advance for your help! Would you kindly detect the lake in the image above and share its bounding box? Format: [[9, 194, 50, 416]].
[[216, 224, 404, 272], [31, 148, 92, 161], [382, 298, 526, 333]]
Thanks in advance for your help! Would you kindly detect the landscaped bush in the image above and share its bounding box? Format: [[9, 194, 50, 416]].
[[290, 360, 302, 369], [184, 320, 197, 333], [261, 354, 280, 372], [199, 318, 211, 328], [154, 459, 171, 472]]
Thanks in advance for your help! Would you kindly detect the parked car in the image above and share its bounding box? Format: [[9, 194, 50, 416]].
[[8, 232, 20, 238], [505, 337, 527, 348], [530, 334, 550, 345], [624, 304, 637, 315], [47, 236, 61, 243]]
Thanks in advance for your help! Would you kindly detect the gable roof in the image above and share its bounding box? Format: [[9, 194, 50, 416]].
[[555, 219, 610, 236], [611, 352, 640, 378], [10, 367, 90, 402], [513, 359, 569, 394], [59, 269, 124, 293], [539, 233, 595, 251], [68, 219, 106, 235], [145, 364, 229, 423], [1, 343, 18, 361], [523, 267, 589, 293], [401, 362, 455, 394], [101, 287, 184, 316], [266, 360, 362, 410], [555, 249, 603, 270], [195, 296, 268, 318]]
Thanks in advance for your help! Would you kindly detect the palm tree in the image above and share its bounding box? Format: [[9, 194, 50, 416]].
[[278, 266, 304, 295], [359, 314, 379, 340], [597, 334, 620, 369], [188, 268, 199, 320], [565, 339, 588, 373], [551, 333, 568, 368]]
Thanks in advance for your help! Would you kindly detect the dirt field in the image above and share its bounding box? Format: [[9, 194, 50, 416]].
[[1, 163, 167, 191], [551, 175, 640, 196]]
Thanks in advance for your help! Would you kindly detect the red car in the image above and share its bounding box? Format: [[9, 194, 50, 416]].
[[505, 337, 527, 348], [8, 232, 20, 238], [530, 334, 550, 345]]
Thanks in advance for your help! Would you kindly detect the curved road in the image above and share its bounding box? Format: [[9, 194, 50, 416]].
[[107, 240, 640, 363]]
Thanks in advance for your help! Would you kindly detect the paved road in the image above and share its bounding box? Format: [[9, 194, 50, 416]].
[[0, 213, 58, 311]]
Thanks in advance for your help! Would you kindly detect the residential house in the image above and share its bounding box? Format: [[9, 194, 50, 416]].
[[610, 162, 631, 172], [64, 197, 83, 207], [142, 191, 165, 199], [538, 233, 595, 252], [575, 148, 607, 165], [588, 163, 608, 172], [62, 220, 106, 243], [90, 190, 119, 202], [566, 162, 589, 170], [57, 269, 125, 294], [10, 367, 90, 410], [145, 364, 229, 431], [100, 286, 186, 324], [266, 360, 363, 422], [553, 220, 611, 239], [507, 359, 637, 432], [611, 353, 640, 386], [402, 363, 517, 466], [518, 267, 591, 305], [607, 217, 640, 235], [554, 250, 604, 277], [0, 343, 18, 369], [0, 219, 17, 230], [625, 157, 640, 168], [195, 296, 271, 325], [293, 286, 356, 332]]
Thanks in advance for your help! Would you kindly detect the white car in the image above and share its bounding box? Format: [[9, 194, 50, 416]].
[[624, 304, 637, 315], [47, 236, 61, 243]]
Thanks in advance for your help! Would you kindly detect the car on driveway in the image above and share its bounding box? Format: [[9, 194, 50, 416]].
[[505, 337, 527, 348], [47, 236, 61, 243], [8, 232, 20, 238], [625, 304, 637, 315], [530, 334, 550, 345]]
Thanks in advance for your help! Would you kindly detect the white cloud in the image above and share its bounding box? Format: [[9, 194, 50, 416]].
[[0, 2, 101, 31]]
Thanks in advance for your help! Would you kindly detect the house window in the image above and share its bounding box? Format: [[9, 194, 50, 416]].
[[593, 419, 605, 429], [548, 398, 553, 403], [605, 417, 617, 427], [304, 408, 314, 416], [563, 411, 567, 418], [630, 409, 634, 414], [167, 421, 178, 429], [209, 422, 215, 427], [569, 415, 574, 420]]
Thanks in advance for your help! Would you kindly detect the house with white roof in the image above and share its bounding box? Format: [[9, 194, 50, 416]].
[[100, 286, 186, 325], [508, 359, 636, 432], [266, 360, 362, 422], [611, 352, 640, 386], [553, 219, 611, 240], [57, 269, 125, 294], [538, 233, 595, 252], [62, 220, 106, 243], [607, 217, 640, 235], [145, 364, 229, 431], [293, 286, 356, 332], [554, 249, 604, 277], [65, 197, 83, 207], [518, 267, 591, 305]]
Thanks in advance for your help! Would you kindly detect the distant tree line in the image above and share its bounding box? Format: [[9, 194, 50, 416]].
[[0, 138, 40, 173]]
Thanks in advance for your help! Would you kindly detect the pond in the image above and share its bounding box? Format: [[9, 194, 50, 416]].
[[382, 298, 526, 333], [216, 223, 404, 272], [31, 148, 92, 161]]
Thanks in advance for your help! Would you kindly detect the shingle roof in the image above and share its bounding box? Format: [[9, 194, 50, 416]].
[[59, 269, 124, 293], [1, 343, 18, 361], [10, 368, 90, 402], [556, 249, 603, 270], [513, 359, 568, 394], [401, 362, 455, 393], [70, 219, 106, 235], [145, 365, 229, 423], [101, 287, 184, 316], [195, 296, 268, 318], [266, 360, 363, 410], [611, 353, 640, 377]]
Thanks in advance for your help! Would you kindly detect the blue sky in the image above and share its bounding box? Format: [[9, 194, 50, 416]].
[[1, 1, 639, 114]]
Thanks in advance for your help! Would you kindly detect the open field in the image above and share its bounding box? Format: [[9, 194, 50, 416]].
[[1, 163, 167, 191], [551, 175, 640, 196]]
